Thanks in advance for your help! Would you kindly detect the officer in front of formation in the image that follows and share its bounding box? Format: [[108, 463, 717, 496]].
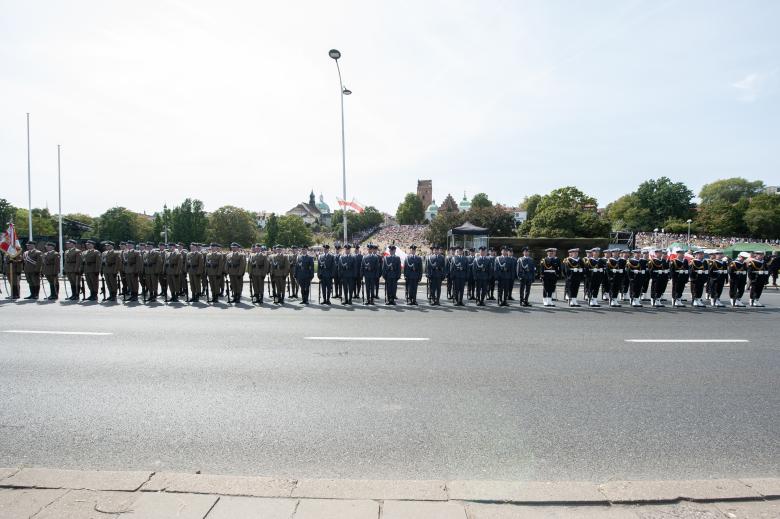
[[22, 241, 43, 299], [42, 242, 60, 300], [337, 243, 356, 305], [448, 246, 468, 306], [294, 246, 315, 304], [426, 245, 446, 305], [317, 244, 335, 305], [494, 246, 516, 306], [382, 244, 401, 305], [360, 243, 380, 305], [516, 246, 535, 307], [539, 247, 560, 307], [270, 245, 291, 304], [224, 242, 246, 303], [100, 241, 121, 301], [402, 245, 422, 305]]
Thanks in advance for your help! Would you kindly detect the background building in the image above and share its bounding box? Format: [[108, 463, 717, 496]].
[[417, 180, 432, 209], [286, 191, 331, 226]]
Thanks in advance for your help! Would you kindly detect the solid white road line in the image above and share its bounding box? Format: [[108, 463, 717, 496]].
[[4, 330, 113, 336], [625, 339, 749, 343], [305, 337, 429, 341]]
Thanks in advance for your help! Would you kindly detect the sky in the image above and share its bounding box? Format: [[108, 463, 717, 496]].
[[1, 0, 779, 217]]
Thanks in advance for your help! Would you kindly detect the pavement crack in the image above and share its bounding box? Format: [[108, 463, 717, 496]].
[[201, 495, 220, 518], [290, 498, 300, 518], [134, 471, 156, 492]]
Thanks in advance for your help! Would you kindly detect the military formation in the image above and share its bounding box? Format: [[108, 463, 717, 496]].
[[2, 241, 777, 308]]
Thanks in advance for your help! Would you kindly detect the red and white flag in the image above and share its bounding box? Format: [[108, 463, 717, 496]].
[[0, 222, 22, 258], [336, 197, 365, 214]]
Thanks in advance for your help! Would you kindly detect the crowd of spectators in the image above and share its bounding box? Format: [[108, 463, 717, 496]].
[[367, 225, 430, 251], [635, 232, 780, 250]]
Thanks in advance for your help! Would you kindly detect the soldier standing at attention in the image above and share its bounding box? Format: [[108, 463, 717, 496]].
[[317, 244, 335, 305], [605, 248, 624, 307], [225, 242, 246, 304], [669, 248, 689, 307], [295, 246, 315, 304], [287, 246, 299, 299], [42, 242, 60, 300], [539, 248, 560, 307], [248, 244, 269, 304], [81, 240, 100, 301], [332, 244, 342, 300], [360, 243, 380, 305], [728, 252, 748, 307], [585, 248, 605, 307], [561, 248, 584, 307], [382, 244, 401, 305], [648, 248, 670, 308], [516, 247, 535, 307], [620, 249, 631, 301], [486, 248, 498, 300], [164, 243, 183, 302], [186, 243, 204, 303], [707, 250, 728, 307], [63, 239, 81, 300], [205, 243, 224, 303], [448, 246, 468, 306], [270, 245, 291, 304], [116, 242, 127, 297], [472, 246, 491, 306], [494, 246, 514, 306], [122, 241, 141, 301], [352, 244, 363, 300], [337, 243, 356, 305], [403, 245, 423, 305], [22, 241, 43, 300], [466, 248, 476, 300], [100, 241, 120, 301], [600, 249, 612, 301], [688, 250, 709, 307], [747, 250, 770, 307], [426, 245, 445, 305], [141, 242, 159, 302], [625, 249, 646, 308]]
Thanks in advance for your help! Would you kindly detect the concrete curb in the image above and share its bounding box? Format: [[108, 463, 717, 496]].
[[1, 468, 779, 505]]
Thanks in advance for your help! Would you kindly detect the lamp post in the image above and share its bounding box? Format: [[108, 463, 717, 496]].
[[163, 204, 168, 243], [686, 219, 692, 250], [653, 228, 659, 249], [329, 49, 351, 245]]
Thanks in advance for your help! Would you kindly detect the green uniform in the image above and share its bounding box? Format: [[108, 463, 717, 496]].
[[22, 247, 43, 299], [186, 249, 205, 301], [123, 247, 143, 300], [101, 248, 121, 300], [206, 251, 225, 302], [164, 249, 183, 301], [224, 250, 247, 302], [63, 246, 82, 299], [42, 249, 60, 299], [270, 252, 291, 303], [143, 249, 162, 301], [248, 252, 269, 303], [81, 247, 101, 300]]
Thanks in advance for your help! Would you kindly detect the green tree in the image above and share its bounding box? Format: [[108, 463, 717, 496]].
[[395, 193, 425, 224], [605, 194, 651, 231], [536, 186, 597, 213], [276, 215, 314, 247], [470, 192, 493, 209], [699, 178, 765, 205], [425, 211, 467, 247], [207, 206, 258, 246], [264, 213, 279, 247], [170, 198, 207, 244], [0, 199, 16, 227], [97, 207, 143, 242], [744, 194, 780, 238], [633, 177, 693, 227], [522, 186, 609, 238], [467, 205, 516, 237], [519, 194, 542, 221], [15, 208, 56, 238], [63, 212, 96, 239], [697, 200, 748, 236]]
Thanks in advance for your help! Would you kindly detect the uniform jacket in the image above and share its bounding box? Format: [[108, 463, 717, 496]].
[[205, 251, 225, 276], [164, 250, 183, 276], [494, 255, 515, 280], [382, 255, 401, 281], [101, 250, 121, 275], [449, 255, 468, 280], [295, 255, 315, 282], [64, 248, 82, 274], [270, 253, 291, 278], [473, 254, 492, 280], [82, 248, 101, 274], [186, 251, 205, 275], [42, 250, 60, 276], [248, 252, 268, 278], [403, 255, 423, 281], [23, 248, 43, 275], [317, 253, 335, 279], [426, 254, 446, 280], [517, 256, 536, 281], [360, 254, 381, 280], [224, 251, 247, 276], [123, 249, 143, 274], [539, 257, 561, 278], [336, 254, 357, 279]]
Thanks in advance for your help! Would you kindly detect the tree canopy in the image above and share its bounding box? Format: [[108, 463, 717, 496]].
[[470, 192, 493, 209], [606, 177, 693, 230], [170, 198, 207, 244], [699, 178, 765, 205], [276, 215, 314, 247], [520, 187, 609, 238], [206, 205, 258, 247], [396, 193, 425, 224]]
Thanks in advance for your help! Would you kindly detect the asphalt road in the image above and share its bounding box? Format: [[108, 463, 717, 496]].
[[1, 282, 778, 482]]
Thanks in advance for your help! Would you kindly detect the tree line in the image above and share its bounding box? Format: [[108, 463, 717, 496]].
[[394, 177, 778, 244]]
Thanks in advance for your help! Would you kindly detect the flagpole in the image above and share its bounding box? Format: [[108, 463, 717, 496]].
[[58, 145, 64, 273], [26, 113, 33, 241]]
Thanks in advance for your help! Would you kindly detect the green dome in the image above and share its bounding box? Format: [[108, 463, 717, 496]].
[[316, 194, 331, 214], [458, 192, 471, 211], [426, 200, 438, 212]]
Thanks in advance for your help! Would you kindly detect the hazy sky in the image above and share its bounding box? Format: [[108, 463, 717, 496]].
[[2, 0, 778, 217]]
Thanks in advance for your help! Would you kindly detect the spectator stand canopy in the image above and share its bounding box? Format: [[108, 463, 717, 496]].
[[722, 242, 780, 258], [448, 221, 488, 250]]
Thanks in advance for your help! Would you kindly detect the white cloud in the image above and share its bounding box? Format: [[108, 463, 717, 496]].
[[732, 73, 762, 102]]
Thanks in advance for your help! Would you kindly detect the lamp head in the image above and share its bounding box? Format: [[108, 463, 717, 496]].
[[329, 49, 341, 60], [342, 87, 352, 95]]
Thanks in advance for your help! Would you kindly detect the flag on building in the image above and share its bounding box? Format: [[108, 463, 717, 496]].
[[0, 222, 22, 258]]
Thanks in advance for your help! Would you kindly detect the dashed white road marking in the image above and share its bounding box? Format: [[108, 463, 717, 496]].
[[305, 337, 429, 341], [4, 330, 113, 336], [625, 339, 748, 343]]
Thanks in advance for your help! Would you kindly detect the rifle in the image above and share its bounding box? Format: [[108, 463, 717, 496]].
[[160, 274, 168, 302], [80, 273, 86, 300], [1, 272, 7, 296], [183, 274, 189, 302], [224, 273, 231, 303], [204, 275, 210, 302], [40, 273, 48, 299], [249, 274, 254, 304], [318, 280, 321, 304], [100, 275, 106, 301], [141, 275, 147, 303], [286, 277, 291, 297], [405, 280, 409, 305]]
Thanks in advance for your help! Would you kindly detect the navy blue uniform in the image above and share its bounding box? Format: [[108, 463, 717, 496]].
[[517, 255, 535, 306], [426, 254, 446, 304], [295, 255, 315, 303], [449, 255, 468, 305], [403, 254, 423, 304], [382, 255, 401, 304], [317, 252, 335, 304], [352, 250, 364, 299], [472, 254, 492, 305], [539, 257, 560, 301], [494, 255, 516, 305], [337, 254, 357, 304], [669, 256, 689, 302], [360, 253, 381, 304]]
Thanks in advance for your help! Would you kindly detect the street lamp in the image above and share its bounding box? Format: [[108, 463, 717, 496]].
[[653, 228, 659, 248], [163, 204, 168, 243], [686, 219, 692, 250], [329, 48, 350, 245]]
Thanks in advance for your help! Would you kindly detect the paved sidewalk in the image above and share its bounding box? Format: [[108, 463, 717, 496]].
[[1, 468, 778, 518]]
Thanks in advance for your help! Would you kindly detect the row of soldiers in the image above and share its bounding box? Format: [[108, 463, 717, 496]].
[[3, 241, 775, 308], [538, 247, 774, 308]]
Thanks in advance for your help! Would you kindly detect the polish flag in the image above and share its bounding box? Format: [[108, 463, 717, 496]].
[[0, 223, 22, 258], [337, 197, 365, 213]]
